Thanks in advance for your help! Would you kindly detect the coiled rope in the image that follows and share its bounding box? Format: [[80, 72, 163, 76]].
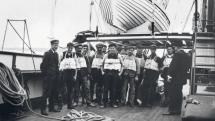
[[0, 62, 26, 106], [0, 62, 108, 121]]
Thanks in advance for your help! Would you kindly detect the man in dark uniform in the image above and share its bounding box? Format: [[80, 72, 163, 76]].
[[40, 40, 60, 115], [90, 43, 104, 106], [142, 45, 162, 107], [163, 41, 190, 115], [74, 43, 95, 107], [60, 42, 77, 109]]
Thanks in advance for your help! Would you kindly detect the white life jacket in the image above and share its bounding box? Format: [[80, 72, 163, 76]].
[[59, 52, 76, 70], [123, 56, 137, 72], [163, 55, 173, 68], [91, 54, 103, 69], [136, 57, 145, 68], [60, 58, 76, 70], [104, 54, 121, 71], [76, 57, 87, 69], [145, 56, 159, 71]]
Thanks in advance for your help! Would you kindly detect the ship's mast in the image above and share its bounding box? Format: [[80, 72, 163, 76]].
[[49, 0, 58, 39]]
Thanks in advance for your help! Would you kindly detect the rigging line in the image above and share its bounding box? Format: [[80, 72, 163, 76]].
[[24, 20, 36, 71], [182, 0, 195, 32], [1, 20, 9, 51], [7, 21, 36, 54], [23, 20, 26, 53]]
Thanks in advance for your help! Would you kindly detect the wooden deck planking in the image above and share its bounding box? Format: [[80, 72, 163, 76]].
[[15, 105, 181, 121]]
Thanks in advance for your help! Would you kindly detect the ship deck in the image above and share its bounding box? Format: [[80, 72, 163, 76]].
[[14, 104, 181, 121]]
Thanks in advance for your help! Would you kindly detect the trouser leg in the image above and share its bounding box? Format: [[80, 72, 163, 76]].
[[128, 77, 135, 105], [74, 74, 80, 104], [82, 76, 91, 104], [121, 76, 128, 104], [168, 82, 183, 112], [110, 72, 118, 105], [90, 76, 96, 101], [95, 70, 103, 103], [103, 73, 110, 105], [41, 78, 51, 110]]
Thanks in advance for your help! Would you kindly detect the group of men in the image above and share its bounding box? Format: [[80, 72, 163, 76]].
[[40, 39, 190, 116]]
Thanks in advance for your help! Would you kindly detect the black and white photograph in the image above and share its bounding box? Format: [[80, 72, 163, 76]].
[[0, 0, 215, 121]]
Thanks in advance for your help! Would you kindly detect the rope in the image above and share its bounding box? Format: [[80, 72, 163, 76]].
[[0, 62, 107, 121], [0, 63, 26, 106]]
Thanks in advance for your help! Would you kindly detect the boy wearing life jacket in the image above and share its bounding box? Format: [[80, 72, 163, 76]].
[[90, 43, 105, 106], [121, 46, 140, 107], [160, 46, 174, 107], [102, 43, 123, 108], [59, 42, 77, 109], [74, 44, 95, 107], [142, 45, 162, 107]]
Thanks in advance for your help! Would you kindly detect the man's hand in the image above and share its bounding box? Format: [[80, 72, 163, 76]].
[[74, 75, 77, 80], [167, 75, 172, 83], [135, 75, 139, 82]]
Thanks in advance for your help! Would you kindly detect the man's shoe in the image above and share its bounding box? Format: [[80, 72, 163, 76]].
[[50, 106, 60, 112], [145, 104, 152, 108], [162, 111, 181, 115], [72, 102, 78, 107], [67, 105, 75, 109], [112, 104, 118, 108], [87, 103, 96, 107], [41, 109, 48, 116]]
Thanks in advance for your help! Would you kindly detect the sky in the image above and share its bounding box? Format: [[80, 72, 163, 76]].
[[0, 0, 198, 53]]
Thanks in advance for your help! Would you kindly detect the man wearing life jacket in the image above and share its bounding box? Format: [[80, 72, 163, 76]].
[[116, 46, 127, 103], [59, 42, 77, 109], [121, 46, 140, 107], [90, 43, 104, 107], [160, 46, 174, 107], [142, 45, 162, 107], [135, 47, 147, 105], [102, 43, 123, 108], [74, 44, 95, 107]]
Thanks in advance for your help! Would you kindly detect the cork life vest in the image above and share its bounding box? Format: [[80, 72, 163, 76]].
[[145, 54, 159, 71], [59, 51, 76, 70], [91, 53, 104, 69], [163, 54, 173, 68], [123, 55, 137, 72], [76, 54, 87, 69], [104, 53, 121, 71]]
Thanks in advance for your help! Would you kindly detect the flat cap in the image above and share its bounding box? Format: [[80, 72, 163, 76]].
[[50, 39, 59, 44], [150, 44, 157, 49], [67, 42, 74, 47], [74, 43, 82, 48], [96, 43, 104, 48], [172, 41, 183, 47], [126, 46, 135, 49], [82, 44, 88, 48], [108, 43, 117, 48]]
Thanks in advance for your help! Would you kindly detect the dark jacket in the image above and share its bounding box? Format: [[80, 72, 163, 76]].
[[168, 50, 190, 85], [40, 49, 59, 75]]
